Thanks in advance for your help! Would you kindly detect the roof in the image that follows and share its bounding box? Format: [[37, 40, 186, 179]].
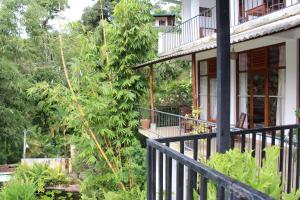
[[135, 4, 300, 69], [152, 13, 176, 17]]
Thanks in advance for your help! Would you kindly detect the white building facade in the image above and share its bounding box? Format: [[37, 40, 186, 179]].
[[158, 0, 300, 128]]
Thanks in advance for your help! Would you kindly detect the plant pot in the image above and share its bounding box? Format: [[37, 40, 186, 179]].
[[140, 119, 150, 129]]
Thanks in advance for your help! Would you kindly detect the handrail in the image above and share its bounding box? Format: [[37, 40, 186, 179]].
[[147, 138, 274, 199], [147, 124, 300, 195], [139, 107, 240, 132], [162, 6, 216, 35], [162, 14, 201, 35]]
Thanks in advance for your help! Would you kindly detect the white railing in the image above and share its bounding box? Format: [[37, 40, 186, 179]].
[[158, 0, 300, 54], [159, 7, 216, 54]]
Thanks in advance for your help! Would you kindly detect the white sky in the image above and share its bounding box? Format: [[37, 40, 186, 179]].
[[51, 0, 174, 29], [63, 0, 96, 22]]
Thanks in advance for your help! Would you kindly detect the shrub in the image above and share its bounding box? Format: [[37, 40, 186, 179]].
[[0, 180, 37, 200], [206, 147, 282, 199], [12, 163, 71, 192]]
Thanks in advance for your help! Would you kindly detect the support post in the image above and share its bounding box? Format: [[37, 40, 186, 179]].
[[216, 0, 231, 153], [192, 53, 197, 109], [150, 64, 155, 123]]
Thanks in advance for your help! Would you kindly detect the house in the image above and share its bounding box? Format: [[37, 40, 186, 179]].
[[146, 0, 300, 130], [137, 1, 300, 199], [152, 13, 176, 28]]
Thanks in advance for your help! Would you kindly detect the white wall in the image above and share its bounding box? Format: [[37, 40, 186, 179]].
[[191, 0, 200, 18], [182, 0, 191, 21], [199, 0, 215, 9], [284, 39, 299, 124]]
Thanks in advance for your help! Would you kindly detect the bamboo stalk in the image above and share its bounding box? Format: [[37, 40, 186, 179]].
[[57, 1, 125, 191]]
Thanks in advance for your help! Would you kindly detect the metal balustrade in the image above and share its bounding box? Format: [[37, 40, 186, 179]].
[[147, 124, 300, 199], [138, 107, 239, 139], [159, 7, 216, 54], [158, 0, 300, 54]]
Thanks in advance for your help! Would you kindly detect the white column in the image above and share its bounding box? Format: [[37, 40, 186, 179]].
[[230, 0, 239, 27], [230, 58, 237, 125], [284, 39, 299, 125]]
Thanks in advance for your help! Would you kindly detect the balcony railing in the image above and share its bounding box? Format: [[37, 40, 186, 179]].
[[138, 107, 239, 138], [147, 124, 300, 199], [158, 0, 300, 54], [159, 7, 216, 54]]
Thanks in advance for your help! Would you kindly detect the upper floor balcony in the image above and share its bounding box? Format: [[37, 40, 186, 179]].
[[158, 0, 300, 56]]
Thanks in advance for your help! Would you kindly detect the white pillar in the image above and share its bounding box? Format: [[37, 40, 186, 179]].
[[230, 58, 237, 125], [284, 39, 299, 125], [230, 0, 239, 27]]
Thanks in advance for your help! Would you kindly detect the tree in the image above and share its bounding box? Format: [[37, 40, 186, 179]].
[[0, 0, 69, 163], [81, 0, 119, 31], [0, 59, 32, 164], [28, 0, 156, 198]]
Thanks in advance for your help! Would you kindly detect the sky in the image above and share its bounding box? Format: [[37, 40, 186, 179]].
[[63, 0, 96, 22]]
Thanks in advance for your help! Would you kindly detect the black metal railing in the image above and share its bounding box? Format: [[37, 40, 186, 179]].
[[147, 124, 300, 199], [138, 107, 239, 138], [239, 0, 297, 23]]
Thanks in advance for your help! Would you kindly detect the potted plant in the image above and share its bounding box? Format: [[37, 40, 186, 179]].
[[140, 109, 151, 130]]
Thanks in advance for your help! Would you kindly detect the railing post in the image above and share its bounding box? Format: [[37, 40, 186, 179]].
[[216, 0, 231, 153], [147, 144, 152, 200], [150, 64, 155, 124]]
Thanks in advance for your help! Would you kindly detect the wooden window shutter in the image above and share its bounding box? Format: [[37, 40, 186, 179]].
[[208, 58, 217, 74], [251, 48, 267, 70]]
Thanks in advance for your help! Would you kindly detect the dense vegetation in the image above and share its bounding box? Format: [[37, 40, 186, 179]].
[[1, 0, 300, 199], [0, 0, 158, 198]]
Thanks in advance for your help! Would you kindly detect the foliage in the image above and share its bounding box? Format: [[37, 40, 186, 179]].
[[26, 0, 156, 198], [140, 60, 192, 109], [206, 147, 296, 199], [12, 163, 71, 193], [0, 180, 37, 200], [283, 189, 300, 200], [156, 80, 192, 107], [103, 187, 146, 200], [81, 0, 119, 31], [152, 0, 182, 23], [0, 59, 32, 164], [0, 0, 71, 163]]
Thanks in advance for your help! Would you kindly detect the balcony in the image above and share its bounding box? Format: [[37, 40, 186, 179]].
[[158, 0, 300, 55], [147, 124, 300, 199], [158, 7, 217, 55], [138, 107, 239, 139]]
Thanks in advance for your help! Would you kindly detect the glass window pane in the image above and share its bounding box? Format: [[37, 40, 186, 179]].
[[252, 74, 265, 96], [199, 61, 207, 75], [269, 45, 286, 68], [209, 78, 217, 120], [238, 53, 250, 71]]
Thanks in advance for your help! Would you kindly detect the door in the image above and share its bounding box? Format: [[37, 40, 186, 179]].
[[248, 48, 268, 128]]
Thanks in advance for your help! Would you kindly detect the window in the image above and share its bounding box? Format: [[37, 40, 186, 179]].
[[159, 20, 166, 26], [167, 17, 174, 26], [199, 7, 212, 17], [237, 44, 286, 128], [198, 58, 217, 121]]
